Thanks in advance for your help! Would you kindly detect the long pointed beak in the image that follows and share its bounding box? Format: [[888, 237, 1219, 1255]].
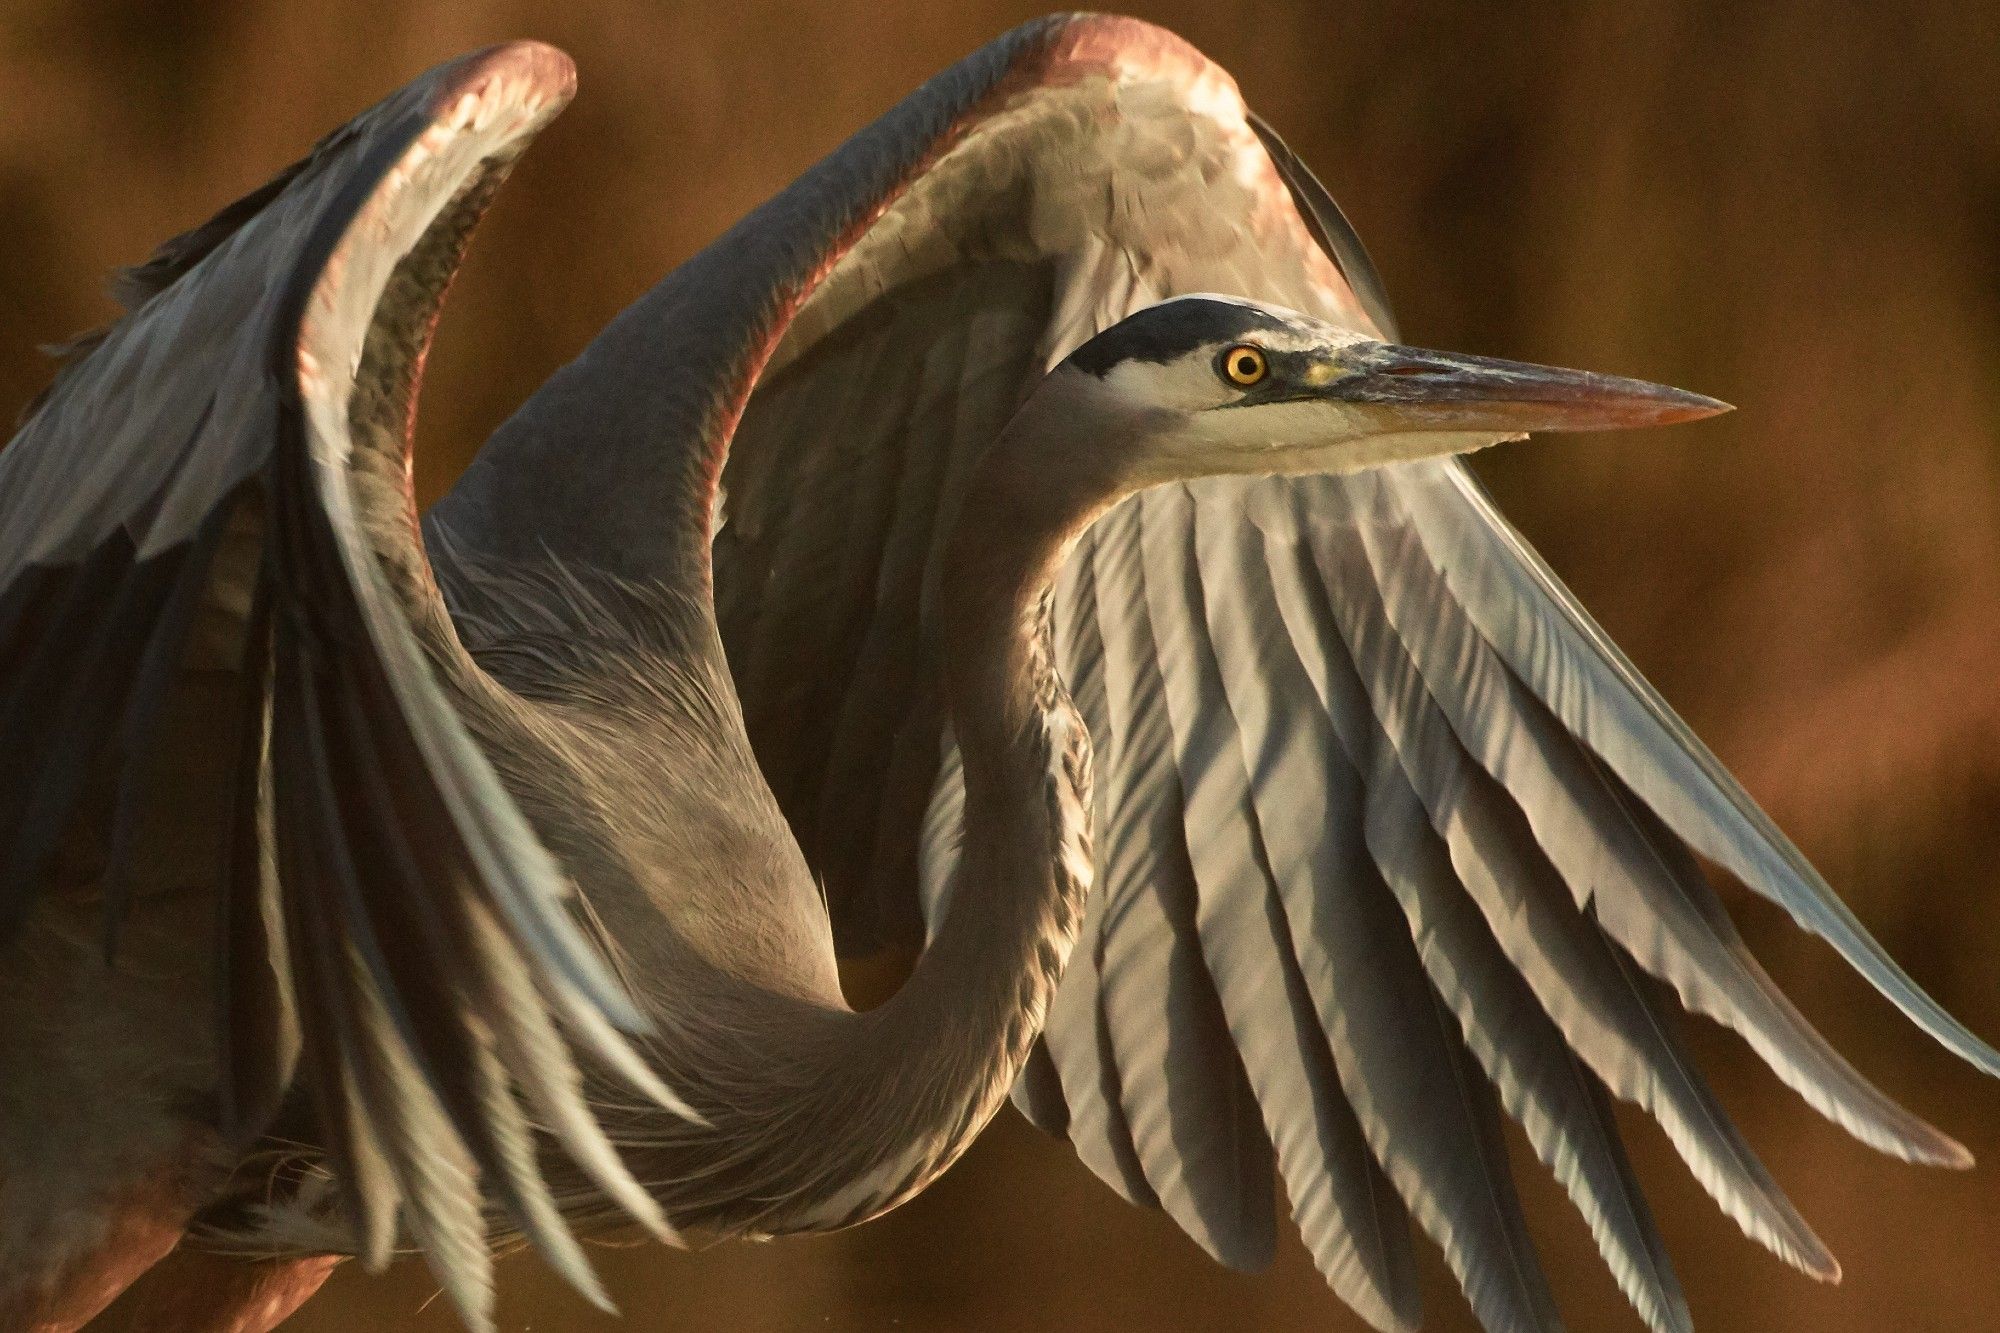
[[1320, 342, 1730, 432]]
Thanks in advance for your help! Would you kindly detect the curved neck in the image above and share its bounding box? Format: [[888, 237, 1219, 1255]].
[[800, 371, 1130, 1225], [564, 371, 1138, 1241], [923, 374, 1124, 982]]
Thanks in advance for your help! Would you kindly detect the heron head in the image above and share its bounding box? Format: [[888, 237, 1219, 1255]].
[[1060, 295, 1728, 486]]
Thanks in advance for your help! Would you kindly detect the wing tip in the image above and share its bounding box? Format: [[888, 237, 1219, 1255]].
[[1786, 1224, 1842, 1285], [431, 40, 578, 119], [1906, 1125, 1975, 1172]]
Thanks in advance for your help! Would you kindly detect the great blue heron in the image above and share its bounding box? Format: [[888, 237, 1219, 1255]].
[[0, 15, 1990, 1333]]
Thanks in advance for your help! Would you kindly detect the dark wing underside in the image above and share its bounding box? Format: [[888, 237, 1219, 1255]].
[[706, 16, 1997, 1333], [0, 46, 680, 1329]]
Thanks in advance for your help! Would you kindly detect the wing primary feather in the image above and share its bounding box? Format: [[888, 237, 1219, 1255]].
[[1144, 483, 1560, 1331], [1262, 482, 1837, 1279], [280, 637, 497, 1327], [103, 498, 238, 959], [337, 948, 497, 1331], [1305, 848, 1565, 1333], [1193, 483, 1685, 1330], [1358, 774, 1693, 1333], [217, 589, 291, 1143], [271, 634, 402, 1271], [1042, 517, 1159, 1210], [307, 650, 613, 1310], [1349, 485, 1964, 1168], [1584, 747, 1970, 1167], [1452, 773, 1835, 1279], [1093, 489, 1277, 1272], [0, 536, 179, 937], [1071, 902, 1162, 1210], [1397, 462, 2000, 1077], [1144, 485, 1421, 1329]]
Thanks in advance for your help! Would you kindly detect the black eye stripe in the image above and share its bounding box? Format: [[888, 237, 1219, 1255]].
[[1067, 299, 1293, 376]]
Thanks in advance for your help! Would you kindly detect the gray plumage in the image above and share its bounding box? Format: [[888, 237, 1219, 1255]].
[[0, 16, 1990, 1333]]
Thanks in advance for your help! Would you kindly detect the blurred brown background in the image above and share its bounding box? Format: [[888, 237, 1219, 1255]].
[[7, 0, 2000, 1329]]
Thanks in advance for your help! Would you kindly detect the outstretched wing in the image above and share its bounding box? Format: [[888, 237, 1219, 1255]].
[[0, 45, 679, 1328], [698, 16, 1997, 1332]]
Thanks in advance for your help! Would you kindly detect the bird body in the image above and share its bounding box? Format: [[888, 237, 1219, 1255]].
[[0, 16, 1991, 1333]]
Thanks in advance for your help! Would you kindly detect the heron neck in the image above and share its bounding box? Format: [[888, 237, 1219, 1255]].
[[825, 378, 1126, 1208], [602, 376, 1131, 1239], [927, 419, 1115, 960]]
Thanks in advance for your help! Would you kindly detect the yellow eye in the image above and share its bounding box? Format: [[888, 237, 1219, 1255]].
[[1222, 344, 1268, 387]]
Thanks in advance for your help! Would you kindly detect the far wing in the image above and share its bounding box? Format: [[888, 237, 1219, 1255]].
[[0, 46, 678, 1328], [710, 16, 1994, 1333]]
